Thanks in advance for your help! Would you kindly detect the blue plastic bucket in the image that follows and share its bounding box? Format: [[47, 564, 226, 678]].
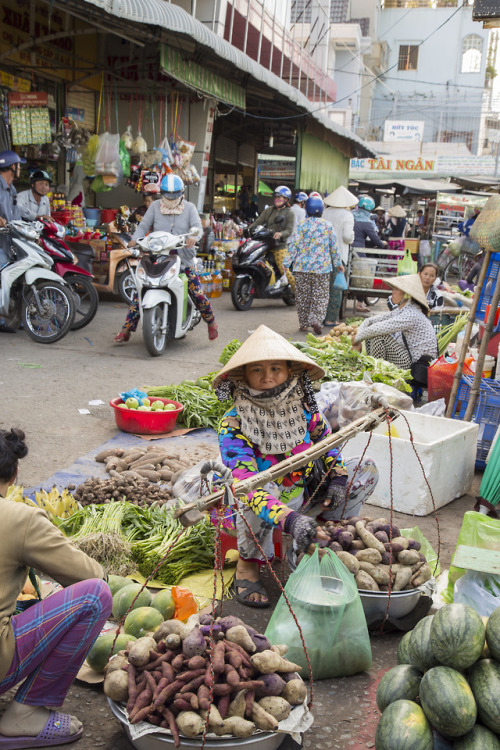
[[83, 208, 101, 223]]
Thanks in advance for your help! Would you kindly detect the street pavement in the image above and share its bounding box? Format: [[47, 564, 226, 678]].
[[0, 291, 481, 748]]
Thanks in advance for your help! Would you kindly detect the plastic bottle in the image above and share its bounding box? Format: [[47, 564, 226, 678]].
[[205, 262, 213, 298], [213, 267, 223, 298]]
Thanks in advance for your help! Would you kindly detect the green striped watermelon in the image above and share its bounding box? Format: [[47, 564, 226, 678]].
[[468, 659, 500, 734], [453, 724, 500, 750], [430, 604, 485, 670], [485, 607, 500, 661], [376, 665, 423, 712], [408, 616, 438, 672], [375, 699, 433, 750], [419, 666, 477, 738], [397, 631, 412, 665]]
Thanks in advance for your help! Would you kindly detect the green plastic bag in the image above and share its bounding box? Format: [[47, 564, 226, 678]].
[[82, 134, 99, 177], [119, 140, 131, 178], [443, 511, 500, 604], [265, 549, 372, 680], [397, 248, 418, 276], [401, 527, 440, 578]]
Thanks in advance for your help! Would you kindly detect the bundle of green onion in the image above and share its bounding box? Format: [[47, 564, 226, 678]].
[[436, 311, 469, 356]]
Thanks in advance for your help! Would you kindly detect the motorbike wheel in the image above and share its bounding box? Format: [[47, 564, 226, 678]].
[[283, 288, 295, 306], [66, 275, 99, 330], [442, 254, 477, 284], [117, 270, 136, 304], [231, 277, 255, 311], [143, 305, 168, 357], [366, 296, 380, 306], [22, 280, 75, 343]]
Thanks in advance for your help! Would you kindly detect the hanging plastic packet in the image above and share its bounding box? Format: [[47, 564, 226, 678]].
[[131, 131, 148, 155], [141, 170, 161, 194], [121, 124, 133, 150]]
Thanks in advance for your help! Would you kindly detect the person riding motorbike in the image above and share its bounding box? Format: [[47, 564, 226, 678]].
[[17, 170, 52, 222], [113, 174, 218, 343], [352, 195, 387, 313], [0, 151, 25, 332], [248, 186, 295, 291]]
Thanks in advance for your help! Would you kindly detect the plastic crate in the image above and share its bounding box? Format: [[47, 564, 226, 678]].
[[451, 376, 500, 469], [476, 253, 500, 330]]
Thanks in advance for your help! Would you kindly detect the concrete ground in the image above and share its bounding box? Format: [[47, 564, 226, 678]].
[[0, 292, 482, 749]]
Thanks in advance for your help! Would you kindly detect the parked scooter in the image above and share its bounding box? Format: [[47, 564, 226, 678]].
[[81, 231, 138, 303], [127, 230, 201, 356], [0, 221, 75, 343], [231, 226, 295, 311], [38, 218, 98, 330]]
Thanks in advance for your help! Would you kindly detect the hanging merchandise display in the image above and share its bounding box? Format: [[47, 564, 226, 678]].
[[120, 124, 133, 150], [9, 92, 51, 146]]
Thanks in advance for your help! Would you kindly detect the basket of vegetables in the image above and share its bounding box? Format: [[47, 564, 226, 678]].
[[110, 397, 183, 435]]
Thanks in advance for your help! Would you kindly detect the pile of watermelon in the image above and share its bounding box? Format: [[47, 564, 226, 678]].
[[375, 602, 500, 749]]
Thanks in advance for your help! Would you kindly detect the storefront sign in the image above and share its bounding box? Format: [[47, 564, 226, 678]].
[[350, 154, 497, 178], [0, 70, 30, 91], [9, 91, 47, 106], [161, 45, 246, 110], [383, 120, 425, 142]]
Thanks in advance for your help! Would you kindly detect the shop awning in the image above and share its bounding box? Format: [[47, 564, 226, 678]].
[[77, 0, 375, 157]]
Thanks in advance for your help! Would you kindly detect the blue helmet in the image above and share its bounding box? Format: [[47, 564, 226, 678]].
[[295, 191, 308, 203], [305, 196, 324, 217], [357, 195, 375, 211], [160, 173, 184, 199], [274, 185, 292, 201], [0, 150, 26, 168]]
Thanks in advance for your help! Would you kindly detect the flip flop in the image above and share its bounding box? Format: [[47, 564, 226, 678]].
[[322, 321, 338, 328], [233, 577, 270, 609], [0, 711, 83, 749]]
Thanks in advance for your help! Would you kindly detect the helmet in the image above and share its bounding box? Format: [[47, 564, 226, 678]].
[[309, 191, 321, 198], [160, 174, 184, 199], [30, 169, 52, 185], [274, 185, 292, 201], [357, 195, 375, 211], [305, 196, 324, 217], [295, 191, 308, 203], [0, 150, 26, 168]]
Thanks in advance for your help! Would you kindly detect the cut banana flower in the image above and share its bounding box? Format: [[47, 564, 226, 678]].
[[5, 484, 79, 518]]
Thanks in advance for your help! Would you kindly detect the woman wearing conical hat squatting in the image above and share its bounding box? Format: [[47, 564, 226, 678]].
[[213, 325, 379, 607]]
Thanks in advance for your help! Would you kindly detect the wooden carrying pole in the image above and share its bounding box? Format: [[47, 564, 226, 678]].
[[175, 406, 397, 526], [445, 251, 491, 418], [463, 270, 500, 421]]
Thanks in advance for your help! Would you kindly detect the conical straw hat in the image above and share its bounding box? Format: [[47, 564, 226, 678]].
[[388, 204, 407, 218], [374, 206, 385, 212], [212, 325, 325, 388], [324, 185, 358, 209], [385, 273, 429, 311]]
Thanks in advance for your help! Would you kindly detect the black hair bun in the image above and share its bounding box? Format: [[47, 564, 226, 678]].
[[4, 428, 28, 460]]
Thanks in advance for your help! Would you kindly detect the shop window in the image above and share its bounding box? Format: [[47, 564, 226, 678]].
[[461, 35, 482, 73], [398, 45, 419, 71]]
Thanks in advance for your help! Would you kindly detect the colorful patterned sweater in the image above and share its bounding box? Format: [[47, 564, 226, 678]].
[[218, 405, 345, 528]]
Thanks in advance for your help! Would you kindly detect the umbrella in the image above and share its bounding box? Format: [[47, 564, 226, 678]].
[[258, 180, 273, 196]]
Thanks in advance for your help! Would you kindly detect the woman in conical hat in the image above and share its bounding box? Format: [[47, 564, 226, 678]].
[[322, 186, 358, 327], [214, 325, 378, 607], [352, 274, 438, 369]]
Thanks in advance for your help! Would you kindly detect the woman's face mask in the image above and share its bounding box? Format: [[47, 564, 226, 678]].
[[161, 195, 182, 209]]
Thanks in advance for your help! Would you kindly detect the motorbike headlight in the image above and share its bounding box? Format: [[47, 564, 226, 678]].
[[136, 266, 148, 282], [148, 239, 164, 253]]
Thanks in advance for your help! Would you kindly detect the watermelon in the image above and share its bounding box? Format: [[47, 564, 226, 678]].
[[151, 588, 175, 620], [107, 575, 131, 596], [468, 659, 500, 734], [454, 724, 500, 750], [419, 666, 477, 738], [376, 665, 423, 713], [485, 607, 500, 661], [408, 616, 438, 672], [375, 699, 433, 750], [112, 583, 152, 620], [86, 632, 136, 673], [397, 631, 412, 665], [124, 606, 164, 638], [430, 604, 485, 670]]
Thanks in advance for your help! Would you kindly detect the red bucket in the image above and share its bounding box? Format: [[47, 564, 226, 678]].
[[110, 397, 183, 435], [100, 208, 118, 224]]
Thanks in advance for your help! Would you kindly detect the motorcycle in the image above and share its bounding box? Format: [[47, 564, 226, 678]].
[[230, 225, 295, 311], [0, 221, 75, 343], [89, 231, 138, 303], [127, 230, 201, 357], [38, 218, 99, 330]]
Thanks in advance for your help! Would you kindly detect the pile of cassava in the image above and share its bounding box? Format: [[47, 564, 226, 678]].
[[103, 613, 307, 745], [314, 516, 432, 592]]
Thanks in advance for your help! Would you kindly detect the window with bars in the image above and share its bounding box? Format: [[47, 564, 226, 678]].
[[398, 45, 419, 70], [461, 35, 482, 73]]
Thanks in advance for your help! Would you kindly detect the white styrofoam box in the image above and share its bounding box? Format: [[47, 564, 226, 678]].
[[341, 410, 479, 516]]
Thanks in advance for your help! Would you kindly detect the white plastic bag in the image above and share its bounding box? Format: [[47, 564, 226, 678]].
[[415, 398, 446, 417], [454, 570, 500, 616], [94, 132, 121, 178], [316, 382, 342, 430]]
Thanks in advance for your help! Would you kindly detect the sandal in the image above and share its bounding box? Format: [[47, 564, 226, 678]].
[[113, 330, 130, 344], [232, 577, 269, 609], [323, 321, 338, 328], [208, 323, 218, 341], [0, 710, 83, 749]]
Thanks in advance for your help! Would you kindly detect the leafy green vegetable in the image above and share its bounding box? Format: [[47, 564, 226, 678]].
[[146, 373, 229, 430], [219, 339, 242, 365]]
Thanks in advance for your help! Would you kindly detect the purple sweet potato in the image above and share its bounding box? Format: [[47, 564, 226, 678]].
[[407, 538, 422, 551], [338, 531, 353, 550], [374, 531, 389, 545], [328, 541, 342, 552]]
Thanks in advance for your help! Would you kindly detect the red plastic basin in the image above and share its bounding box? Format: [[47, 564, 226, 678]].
[[110, 397, 183, 435]]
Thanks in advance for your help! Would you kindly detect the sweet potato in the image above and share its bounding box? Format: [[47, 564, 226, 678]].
[[226, 626, 257, 654], [251, 703, 279, 731], [357, 561, 390, 585], [355, 521, 386, 554], [336, 550, 360, 574], [412, 563, 431, 587], [270, 644, 288, 657], [104, 670, 129, 702], [214, 716, 256, 738], [394, 567, 413, 591], [251, 650, 302, 674], [398, 549, 420, 566], [355, 548, 382, 565], [338, 531, 354, 550], [349, 539, 365, 551], [355, 570, 379, 591], [200, 706, 224, 728], [182, 625, 206, 658], [281, 679, 307, 705], [228, 689, 247, 718], [384, 541, 404, 557], [258, 697, 291, 722], [374, 531, 389, 545], [128, 636, 157, 667], [391, 536, 409, 551], [407, 538, 422, 551], [176, 711, 205, 737]]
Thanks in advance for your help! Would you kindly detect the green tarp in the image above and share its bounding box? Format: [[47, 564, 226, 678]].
[[299, 133, 349, 194]]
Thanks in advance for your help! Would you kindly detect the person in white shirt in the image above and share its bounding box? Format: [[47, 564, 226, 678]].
[[322, 185, 358, 326], [17, 170, 52, 221], [288, 191, 307, 245]]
